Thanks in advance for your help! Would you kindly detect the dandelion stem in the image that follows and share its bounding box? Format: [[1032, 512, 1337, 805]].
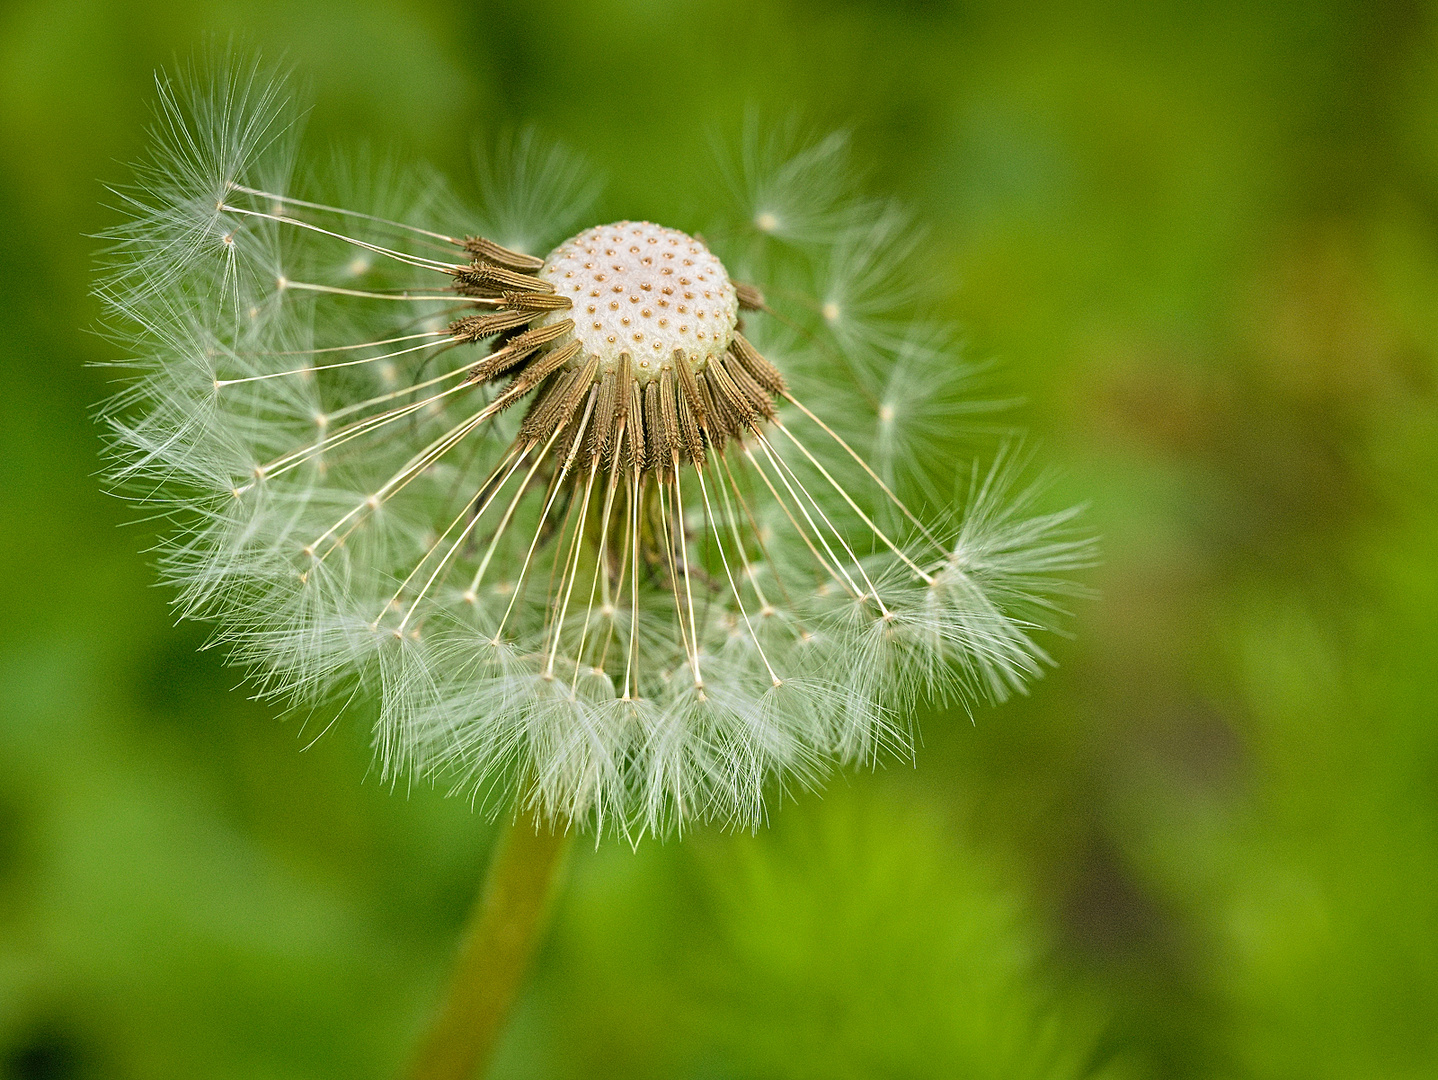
[[404, 815, 573, 1080]]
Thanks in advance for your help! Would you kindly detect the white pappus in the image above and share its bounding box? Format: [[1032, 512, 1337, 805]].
[[96, 56, 1095, 839]]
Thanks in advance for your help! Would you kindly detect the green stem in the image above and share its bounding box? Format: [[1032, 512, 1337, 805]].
[[405, 815, 574, 1080]]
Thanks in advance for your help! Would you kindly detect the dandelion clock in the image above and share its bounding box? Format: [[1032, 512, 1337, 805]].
[[97, 56, 1093, 1077]]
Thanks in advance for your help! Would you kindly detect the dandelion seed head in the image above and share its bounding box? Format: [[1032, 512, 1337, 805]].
[[96, 59, 1092, 839]]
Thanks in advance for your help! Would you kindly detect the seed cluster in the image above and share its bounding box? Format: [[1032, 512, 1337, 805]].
[[104, 68, 1094, 837], [450, 221, 783, 476]]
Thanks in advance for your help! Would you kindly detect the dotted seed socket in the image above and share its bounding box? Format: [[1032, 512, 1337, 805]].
[[537, 221, 739, 385]]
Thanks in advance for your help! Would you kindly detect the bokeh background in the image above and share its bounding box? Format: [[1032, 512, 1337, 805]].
[[2, 1, 1436, 1077]]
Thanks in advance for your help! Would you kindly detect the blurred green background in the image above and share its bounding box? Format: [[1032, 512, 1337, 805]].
[[2, 1, 1436, 1077]]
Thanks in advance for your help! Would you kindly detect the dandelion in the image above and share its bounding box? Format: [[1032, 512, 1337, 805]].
[[97, 58, 1094, 842]]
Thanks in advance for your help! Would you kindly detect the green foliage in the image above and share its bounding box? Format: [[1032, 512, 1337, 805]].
[[511, 789, 1119, 1079]]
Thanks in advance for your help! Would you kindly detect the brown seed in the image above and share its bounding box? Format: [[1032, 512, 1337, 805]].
[[588, 367, 618, 463], [695, 372, 733, 451], [722, 353, 776, 420], [644, 380, 670, 478], [659, 369, 683, 472], [673, 350, 706, 429], [466, 319, 574, 381], [510, 339, 582, 398], [449, 308, 540, 343], [626, 368, 647, 473], [675, 374, 705, 468], [729, 333, 787, 395], [735, 282, 765, 310], [453, 261, 556, 297], [519, 354, 599, 448], [501, 290, 572, 312], [463, 236, 544, 272]]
